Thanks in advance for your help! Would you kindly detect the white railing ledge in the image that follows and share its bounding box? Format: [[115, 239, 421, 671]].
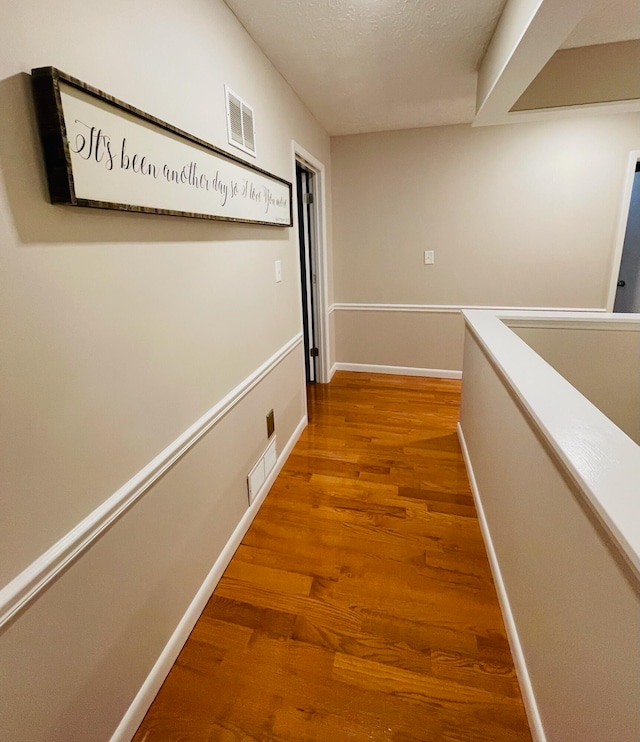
[[462, 309, 640, 578]]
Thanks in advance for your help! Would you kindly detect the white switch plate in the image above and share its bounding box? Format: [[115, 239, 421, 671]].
[[424, 250, 435, 265], [275, 260, 282, 282]]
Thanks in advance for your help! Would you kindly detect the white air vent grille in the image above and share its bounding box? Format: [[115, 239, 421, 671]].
[[242, 104, 254, 150], [228, 94, 243, 144], [247, 437, 277, 505], [225, 86, 256, 157]]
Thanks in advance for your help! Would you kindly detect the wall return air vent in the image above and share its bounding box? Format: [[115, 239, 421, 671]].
[[225, 85, 256, 157]]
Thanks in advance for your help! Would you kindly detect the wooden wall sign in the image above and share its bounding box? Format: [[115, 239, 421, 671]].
[[31, 67, 292, 227]]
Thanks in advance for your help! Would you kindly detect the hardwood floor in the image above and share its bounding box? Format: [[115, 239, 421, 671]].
[[133, 372, 532, 741]]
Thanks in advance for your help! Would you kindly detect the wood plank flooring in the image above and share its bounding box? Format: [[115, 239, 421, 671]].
[[133, 372, 532, 741]]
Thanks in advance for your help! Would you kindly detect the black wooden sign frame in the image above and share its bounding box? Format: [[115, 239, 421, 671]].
[[30, 67, 293, 227]]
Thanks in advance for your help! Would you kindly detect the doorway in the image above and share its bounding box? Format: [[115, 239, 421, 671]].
[[614, 161, 640, 312], [292, 142, 329, 386], [296, 159, 320, 383], [609, 151, 640, 312]]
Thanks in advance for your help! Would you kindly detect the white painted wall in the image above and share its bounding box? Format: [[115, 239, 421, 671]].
[[0, 0, 330, 583], [511, 320, 640, 443], [334, 308, 465, 372], [331, 115, 640, 373], [459, 315, 640, 742], [0, 1, 330, 739], [512, 41, 640, 111]]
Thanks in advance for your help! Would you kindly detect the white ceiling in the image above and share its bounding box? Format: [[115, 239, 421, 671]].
[[224, 0, 507, 135], [224, 0, 640, 136]]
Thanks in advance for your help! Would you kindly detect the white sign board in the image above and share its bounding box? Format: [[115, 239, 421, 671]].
[[31, 68, 292, 227]]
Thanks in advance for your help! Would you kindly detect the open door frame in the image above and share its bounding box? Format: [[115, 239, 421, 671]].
[[292, 141, 331, 383], [607, 149, 640, 310]]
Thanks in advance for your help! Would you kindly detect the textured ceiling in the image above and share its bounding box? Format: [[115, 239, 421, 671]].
[[224, 0, 639, 135], [224, 0, 507, 135], [561, 0, 640, 49]]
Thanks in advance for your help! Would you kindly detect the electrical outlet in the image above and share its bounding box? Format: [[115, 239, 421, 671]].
[[424, 250, 435, 265], [266, 409, 275, 437]]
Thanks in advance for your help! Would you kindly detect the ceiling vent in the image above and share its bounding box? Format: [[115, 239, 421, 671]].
[[225, 85, 256, 157]]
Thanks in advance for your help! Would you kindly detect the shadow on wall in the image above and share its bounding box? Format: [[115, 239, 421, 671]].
[[0, 73, 284, 246]]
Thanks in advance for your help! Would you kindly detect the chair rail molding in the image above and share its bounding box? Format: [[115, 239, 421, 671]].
[[0, 333, 303, 631], [330, 303, 607, 314]]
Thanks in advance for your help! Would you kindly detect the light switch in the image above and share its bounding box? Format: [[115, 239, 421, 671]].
[[424, 250, 435, 265], [275, 260, 282, 282]]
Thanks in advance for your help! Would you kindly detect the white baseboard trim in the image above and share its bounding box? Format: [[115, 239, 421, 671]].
[[329, 362, 338, 381], [0, 333, 303, 631], [330, 303, 607, 314], [457, 422, 546, 742], [334, 362, 462, 380], [110, 413, 307, 742]]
